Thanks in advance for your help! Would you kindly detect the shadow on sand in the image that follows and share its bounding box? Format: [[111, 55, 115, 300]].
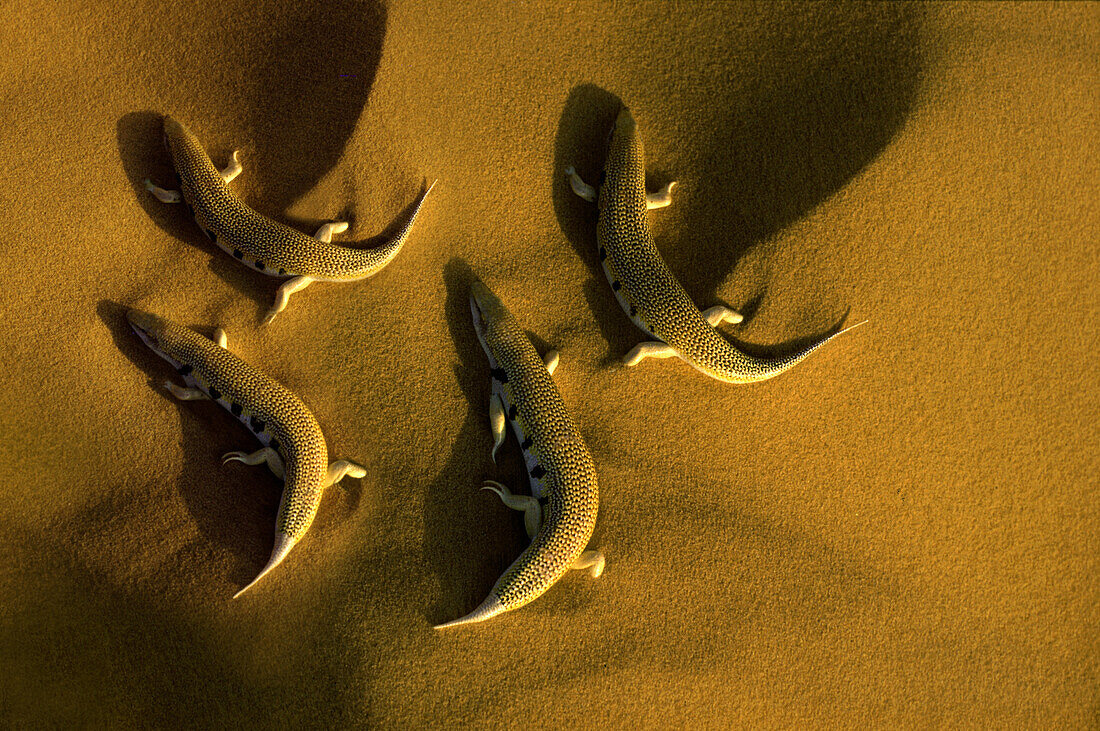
[[0, 517, 280, 727]]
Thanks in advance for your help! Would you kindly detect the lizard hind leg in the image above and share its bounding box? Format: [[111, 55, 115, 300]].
[[144, 179, 182, 203], [622, 341, 677, 367], [645, 181, 677, 210], [564, 166, 597, 202], [325, 459, 367, 487], [702, 305, 743, 327], [263, 276, 314, 325], [572, 550, 605, 578], [314, 221, 349, 243], [220, 150, 243, 183], [223, 447, 285, 480], [481, 480, 542, 539]]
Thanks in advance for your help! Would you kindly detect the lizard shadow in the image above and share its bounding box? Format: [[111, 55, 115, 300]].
[[97, 299, 286, 592], [551, 4, 923, 359], [1, 518, 278, 726], [618, 479, 898, 676], [419, 258, 531, 626], [115, 0, 388, 315]]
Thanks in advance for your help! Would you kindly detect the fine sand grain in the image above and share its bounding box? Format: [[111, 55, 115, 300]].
[[0, 1, 1096, 726]]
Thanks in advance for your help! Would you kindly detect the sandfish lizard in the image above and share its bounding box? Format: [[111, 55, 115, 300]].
[[565, 107, 864, 383], [144, 116, 434, 324], [435, 281, 603, 628], [126, 309, 366, 597]]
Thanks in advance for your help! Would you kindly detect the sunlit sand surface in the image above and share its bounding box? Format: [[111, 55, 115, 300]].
[[0, 1, 1096, 725]]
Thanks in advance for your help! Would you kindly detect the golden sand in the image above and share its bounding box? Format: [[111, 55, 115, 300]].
[[0, 1, 1096, 725]]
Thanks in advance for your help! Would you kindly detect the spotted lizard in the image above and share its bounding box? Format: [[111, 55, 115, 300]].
[[144, 115, 434, 324], [565, 107, 864, 383], [435, 281, 602, 628], [126, 308, 365, 597]]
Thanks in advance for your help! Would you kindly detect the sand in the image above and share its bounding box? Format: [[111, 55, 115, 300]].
[[0, 0, 1096, 726]]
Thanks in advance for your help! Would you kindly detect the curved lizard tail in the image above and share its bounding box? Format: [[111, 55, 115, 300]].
[[233, 532, 297, 599], [730, 319, 868, 384], [346, 180, 436, 278], [434, 593, 505, 629]]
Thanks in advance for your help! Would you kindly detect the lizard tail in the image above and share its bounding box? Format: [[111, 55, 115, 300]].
[[346, 180, 436, 278], [434, 593, 505, 629], [233, 532, 296, 599], [732, 318, 869, 384]]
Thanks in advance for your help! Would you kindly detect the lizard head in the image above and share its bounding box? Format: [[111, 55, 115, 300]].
[[161, 115, 185, 148], [126, 308, 189, 369], [469, 278, 519, 367], [469, 280, 508, 327], [159, 115, 206, 174], [600, 106, 646, 200], [614, 106, 637, 136]]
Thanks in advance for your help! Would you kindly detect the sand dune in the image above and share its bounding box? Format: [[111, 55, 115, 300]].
[[0, 1, 1096, 726]]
